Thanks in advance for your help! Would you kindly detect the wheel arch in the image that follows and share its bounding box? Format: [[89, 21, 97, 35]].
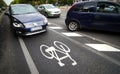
[[66, 18, 82, 31], [66, 18, 80, 26]]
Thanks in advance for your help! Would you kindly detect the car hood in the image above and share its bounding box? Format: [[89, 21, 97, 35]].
[[47, 8, 61, 12], [13, 13, 44, 23]]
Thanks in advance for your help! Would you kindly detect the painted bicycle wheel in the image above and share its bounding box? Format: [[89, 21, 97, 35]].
[[40, 45, 53, 59], [54, 41, 70, 52]]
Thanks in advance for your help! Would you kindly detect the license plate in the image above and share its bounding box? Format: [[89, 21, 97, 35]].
[[31, 26, 42, 31]]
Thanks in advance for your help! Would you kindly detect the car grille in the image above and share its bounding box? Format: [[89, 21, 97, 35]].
[[55, 11, 59, 13]]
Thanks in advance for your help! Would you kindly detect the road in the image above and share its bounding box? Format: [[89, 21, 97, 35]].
[[0, 8, 120, 74]]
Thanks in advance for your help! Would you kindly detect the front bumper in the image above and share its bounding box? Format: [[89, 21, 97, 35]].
[[14, 25, 47, 36], [48, 12, 61, 17], [48, 14, 60, 17]]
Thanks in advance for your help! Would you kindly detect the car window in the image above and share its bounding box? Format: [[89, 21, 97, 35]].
[[39, 6, 43, 8], [39, 6, 45, 9], [97, 2, 120, 14], [115, 5, 120, 14], [73, 2, 96, 12], [11, 4, 38, 15], [83, 2, 96, 12], [73, 3, 84, 12], [83, 2, 96, 9], [44, 4, 56, 9]]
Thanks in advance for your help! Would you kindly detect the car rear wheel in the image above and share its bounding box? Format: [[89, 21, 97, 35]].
[[67, 21, 80, 31]]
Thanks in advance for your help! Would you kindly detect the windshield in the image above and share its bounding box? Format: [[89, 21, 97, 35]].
[[44, 4, 56, 9], [11, 4, 38, 15]]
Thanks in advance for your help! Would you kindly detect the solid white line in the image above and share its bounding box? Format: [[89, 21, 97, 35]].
[[18, 37, 39, 74]]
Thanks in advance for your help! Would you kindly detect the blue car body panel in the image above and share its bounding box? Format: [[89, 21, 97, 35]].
[[13, 13, 44, 23], [65, 1, 120, 32]]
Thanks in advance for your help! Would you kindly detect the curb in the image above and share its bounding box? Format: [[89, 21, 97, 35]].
[[0, 11, 5, 23]]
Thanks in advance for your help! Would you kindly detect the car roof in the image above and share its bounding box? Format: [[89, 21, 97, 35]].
[[76, 1, 120, 5], [39, 4, 53, 6]]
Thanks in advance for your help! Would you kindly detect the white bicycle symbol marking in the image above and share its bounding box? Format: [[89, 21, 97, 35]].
[[40, 41, 77, 67]]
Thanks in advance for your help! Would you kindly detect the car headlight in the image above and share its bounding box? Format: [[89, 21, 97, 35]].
[[41, 15, 48, 24], [13, 22, 24, 28], [47, 11, 52, 14], [44, 17, 48, 24], [12, 17, 24, 28]]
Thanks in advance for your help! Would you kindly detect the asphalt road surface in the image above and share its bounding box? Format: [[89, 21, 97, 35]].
[[0, 9, 120, 74]]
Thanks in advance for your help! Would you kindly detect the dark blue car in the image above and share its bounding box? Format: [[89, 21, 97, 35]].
[[8, 4, 48, 36], [65, 1, 120, 32]]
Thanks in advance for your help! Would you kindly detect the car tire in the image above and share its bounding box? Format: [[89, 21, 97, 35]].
[[67, 21, 80, 31]]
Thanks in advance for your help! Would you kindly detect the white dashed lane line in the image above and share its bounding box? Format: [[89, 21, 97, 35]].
[[62, 32, 83, 37], [49, 27, 63, 29], [86, 44, 120, 52]]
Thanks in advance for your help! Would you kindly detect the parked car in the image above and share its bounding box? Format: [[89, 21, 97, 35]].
[[7, 4, 48, 36], [38, 4, 61, 17], [65, 1, 120, 32]]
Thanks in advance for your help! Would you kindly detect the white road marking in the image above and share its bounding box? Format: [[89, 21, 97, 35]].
[[49, 27, 63, 29], [49, 28, 120, 66], [40, 41, 77, 67], [18, 37, 39, 74], [48, 22, 56, 25], [62, 32, 83, 37], [86, 44, 120, 52]]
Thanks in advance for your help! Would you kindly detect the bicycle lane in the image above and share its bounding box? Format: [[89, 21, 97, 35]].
[[20, 28, 120, 74]]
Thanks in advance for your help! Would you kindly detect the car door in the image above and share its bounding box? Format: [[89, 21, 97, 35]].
[[71, 2, 96, 28], [93, 2, 120, 32]]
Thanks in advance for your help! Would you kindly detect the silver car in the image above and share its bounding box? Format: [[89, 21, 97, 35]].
[[38, 4, 61, 17]]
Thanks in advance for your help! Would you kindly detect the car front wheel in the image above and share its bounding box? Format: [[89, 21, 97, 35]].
[[67, 21, 80, 31]]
